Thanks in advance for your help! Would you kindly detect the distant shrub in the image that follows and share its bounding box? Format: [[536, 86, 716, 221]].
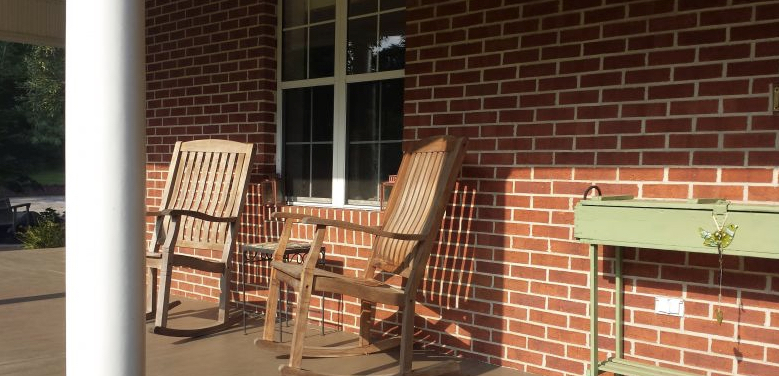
[[17, 208, 65, 249]]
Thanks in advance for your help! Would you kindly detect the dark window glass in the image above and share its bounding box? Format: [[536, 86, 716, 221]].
[[284, 144, 310, 198], [380, 79, 404, 140], [377, 11, 405, 71], [379, 142, 402, 187], [347, 9, 404, 75], [309, 23, 335, 78], [282, 1, 335, 82], [347, 81, 379, 141], [283, 0, 307, 28], [345, 142, 402, 201], [281, 2, 405, 205], [311, 144, 333, 198], [346, 16, 377, 74], [346, 79, 404, 202], [310, 0, 335, 23], [283, 88, 310, 142], [348, 0, 377, 16], [312, 85, 334, 142], [283, 86, 334, 200], [282, 28, 307, 81], [381, 0, 404, 11], [346, 143, 378, 201]]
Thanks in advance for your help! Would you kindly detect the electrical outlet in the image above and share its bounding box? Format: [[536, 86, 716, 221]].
[[773, 83, 779, 112], [655, 297, 684, 316]]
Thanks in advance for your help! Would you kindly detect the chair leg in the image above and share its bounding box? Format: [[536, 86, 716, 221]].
[[358, 300, 373, 347], [154, 256, 174, 328], [146, 267, 157, 320], [262, 268, 280, 341], [288, 275, 315, 370], [217, 267, 230, 324], [398, 300, 415, 375]]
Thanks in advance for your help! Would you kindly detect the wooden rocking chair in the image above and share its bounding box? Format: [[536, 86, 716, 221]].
[[255, 135, 467, 376], [145, 139, 254, 337]]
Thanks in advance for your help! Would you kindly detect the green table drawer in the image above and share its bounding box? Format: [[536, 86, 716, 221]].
[[575, 196, 779, 259]]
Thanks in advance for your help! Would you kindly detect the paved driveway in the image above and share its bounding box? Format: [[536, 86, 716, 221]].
[[9, 196, 65, 214]]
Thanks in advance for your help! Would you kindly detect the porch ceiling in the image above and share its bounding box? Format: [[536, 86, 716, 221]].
[[0, 0, 64, 47]]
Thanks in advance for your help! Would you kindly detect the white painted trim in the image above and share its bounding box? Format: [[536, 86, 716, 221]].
[[331, 0, 348, 206], [345, 69, 405, 83], [279, 76, 337, 89]]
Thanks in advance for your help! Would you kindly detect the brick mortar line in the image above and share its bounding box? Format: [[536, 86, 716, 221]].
[[408, 6, 776, 34]]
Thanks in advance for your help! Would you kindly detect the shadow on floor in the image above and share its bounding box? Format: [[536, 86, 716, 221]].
[[0, 248, 537, 376]]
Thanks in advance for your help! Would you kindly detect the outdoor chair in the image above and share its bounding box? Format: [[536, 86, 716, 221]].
[[145, 139, 254, 337], [255, 135, 467, 376], [0, 198, 32, 235]]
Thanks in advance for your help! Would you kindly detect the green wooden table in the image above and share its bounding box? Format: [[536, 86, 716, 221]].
[[575, 196, 779, 376]]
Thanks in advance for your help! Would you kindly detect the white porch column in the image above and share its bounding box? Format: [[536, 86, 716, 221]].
[[65, 0, 145, 375]]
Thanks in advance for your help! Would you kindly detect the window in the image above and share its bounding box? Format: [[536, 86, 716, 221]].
[[279, 0, 405, 206]]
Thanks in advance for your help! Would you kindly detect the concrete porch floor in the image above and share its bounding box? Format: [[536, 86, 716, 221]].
[[0, 248, 535, 376]]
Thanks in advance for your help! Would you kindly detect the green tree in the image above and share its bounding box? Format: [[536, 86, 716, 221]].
[[0, 41, 64, 192], [18, 45, 64, 148], [0, 42, 35, 186]]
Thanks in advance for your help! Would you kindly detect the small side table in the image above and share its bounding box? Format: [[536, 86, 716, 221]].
[[240, 241, 326, 335]]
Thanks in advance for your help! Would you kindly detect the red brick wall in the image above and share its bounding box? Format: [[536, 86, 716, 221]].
[[404, 1, 779, 376], [145, 1, 779, 376], [144, 0, 277, 299], [145, 0, 276, 171]]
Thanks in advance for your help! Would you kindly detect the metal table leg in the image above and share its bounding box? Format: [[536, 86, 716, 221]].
[[240, 242, 327, 339]]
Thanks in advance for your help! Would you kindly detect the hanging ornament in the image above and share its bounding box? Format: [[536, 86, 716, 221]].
[[698, 212, 738, 325]]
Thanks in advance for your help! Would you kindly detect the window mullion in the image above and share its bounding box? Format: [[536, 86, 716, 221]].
[[331, 0, 348, 207], [308, 89, 314, 197], [279, 76, 335, 89], [275, 1, 284, 175], [344, 69, 405, 84], [376, 82, 383, 200]]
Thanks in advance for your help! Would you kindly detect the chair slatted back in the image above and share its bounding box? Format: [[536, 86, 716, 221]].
[[158, 139, 254, 251], [368, 136, 467, 279]]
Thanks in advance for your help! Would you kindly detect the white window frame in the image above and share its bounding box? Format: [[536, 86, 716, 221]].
[[275, 0, 405, 208]]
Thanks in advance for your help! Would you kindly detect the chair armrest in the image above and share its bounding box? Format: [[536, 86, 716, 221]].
[[301, 216, 426, 241], [263, 212, 311, 263], [9, 203, 30, 212], [150, 208, 237, 223]]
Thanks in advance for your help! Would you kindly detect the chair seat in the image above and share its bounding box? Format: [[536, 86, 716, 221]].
[[272, 261, 406, 307]]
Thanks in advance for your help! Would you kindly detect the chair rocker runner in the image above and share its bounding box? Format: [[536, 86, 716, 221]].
[[145, 139, 254, 337], [255, 135, 468, 376]]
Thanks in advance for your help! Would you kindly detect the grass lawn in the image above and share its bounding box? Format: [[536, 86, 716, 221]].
[[29, 168, 64, 186]]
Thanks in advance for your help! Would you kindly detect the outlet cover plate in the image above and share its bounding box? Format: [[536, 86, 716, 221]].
[[773, 83, 779, 112], [655, 297, 684, 316]]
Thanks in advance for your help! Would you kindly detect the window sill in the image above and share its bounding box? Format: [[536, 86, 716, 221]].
[[285, 201, 382, 212]]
